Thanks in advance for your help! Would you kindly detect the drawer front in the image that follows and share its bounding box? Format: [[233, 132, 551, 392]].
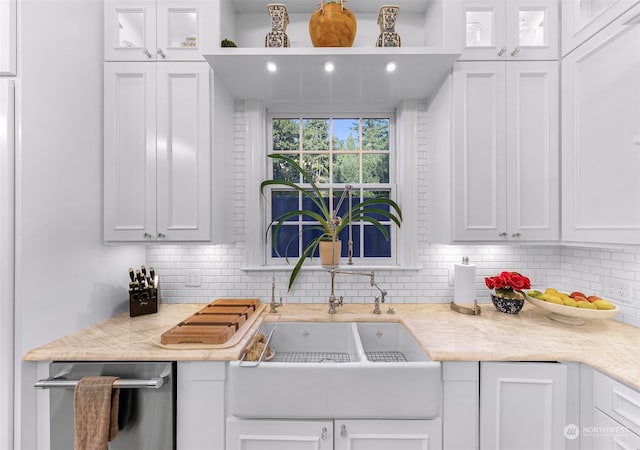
[[593, 370, 640, 436], [590, 408, 640, 450]]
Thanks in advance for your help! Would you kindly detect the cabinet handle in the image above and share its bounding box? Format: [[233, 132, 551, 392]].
[[498, 46, 506, 56], [511, 47, 520, 56], [340, 424, 348, 438], [142, 48, 152, 58], [511, 232, 521, 239], [156, 232, 166, 239], [498, 232, 509, 239], [321, 427, 328, 440], [142, 232, 154, 239], [157, 48, 166, 58]]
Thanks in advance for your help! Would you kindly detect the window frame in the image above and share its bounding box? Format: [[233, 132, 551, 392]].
[[264, 112, 398, 267]]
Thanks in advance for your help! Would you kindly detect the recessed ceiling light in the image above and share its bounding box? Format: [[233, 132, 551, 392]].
[[386, 61, 397, 72], [324, 61, 335, 72], [266, 61, 277, 72]]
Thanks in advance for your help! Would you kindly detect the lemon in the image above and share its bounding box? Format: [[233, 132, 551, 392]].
[[546, 295, 564, 305], [544, 288, 558, 295], [563, 298, 578, 307]]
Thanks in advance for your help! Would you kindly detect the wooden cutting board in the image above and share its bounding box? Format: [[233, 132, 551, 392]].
[[160, 298, 261, 345]]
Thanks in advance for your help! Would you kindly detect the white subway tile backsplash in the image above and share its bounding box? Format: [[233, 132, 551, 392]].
[[145, 100, 640, 326]]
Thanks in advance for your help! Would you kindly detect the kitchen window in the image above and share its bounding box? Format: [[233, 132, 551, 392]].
[[264, 114, 398, 265]]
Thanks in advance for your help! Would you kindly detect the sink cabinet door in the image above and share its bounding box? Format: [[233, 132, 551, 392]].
[[226, 419, 333, 450], [480, 362, 568, 450], [335, 419, 442, 450]]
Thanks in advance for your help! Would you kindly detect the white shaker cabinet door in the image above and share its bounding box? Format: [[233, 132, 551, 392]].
[[0, 0, 16, 75], [334, 419, 442, 450], [562, 4, 640, 244], [155, 62, 211, 241], [480, 362, 568, 450], [226, 419, 334, 450], [453, 62, 508, 241], [505, 61, 559, 241], [104, 62, 157, 241]]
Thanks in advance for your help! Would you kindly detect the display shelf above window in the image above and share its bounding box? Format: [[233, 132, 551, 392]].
[[208, 0, 462, 104], [204, 48, 460, 105]]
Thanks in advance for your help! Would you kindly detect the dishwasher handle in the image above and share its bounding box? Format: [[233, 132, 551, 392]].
[[34, 376, 166, 390]]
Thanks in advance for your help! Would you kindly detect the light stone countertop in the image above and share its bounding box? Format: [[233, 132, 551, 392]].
[[23, 301, 640, 390]]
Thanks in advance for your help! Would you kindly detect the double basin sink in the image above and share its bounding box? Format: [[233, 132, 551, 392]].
[[228, 321, 441, 419]]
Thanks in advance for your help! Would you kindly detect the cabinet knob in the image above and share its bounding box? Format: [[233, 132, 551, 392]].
[[142, 48, 152, 58], [157, 48, 166, 59], [321, 427, 328, 440], [511, 232, 521, 239], [340, 424, 348, 438], [498, 232, 509, 239], [498, 47, 506, 56], [511, 47, 521, 56], [157, 232, 166, 239], [142, 232, 154, 239]]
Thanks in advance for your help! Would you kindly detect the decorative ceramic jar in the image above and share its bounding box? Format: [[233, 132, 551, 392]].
[[490, 291, 525, 314], [376, 5, 401, 47], [309, 0, 357, 47], [265, 3, 291, 48]]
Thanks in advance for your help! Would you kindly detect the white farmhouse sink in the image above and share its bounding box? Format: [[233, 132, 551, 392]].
[[228, 322, 441, 419]]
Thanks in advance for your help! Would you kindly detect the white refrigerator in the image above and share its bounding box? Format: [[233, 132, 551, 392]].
[[0, 78, 15, 450]]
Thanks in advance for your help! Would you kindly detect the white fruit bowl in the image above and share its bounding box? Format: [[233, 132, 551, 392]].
[[525, 294, 619, 325]]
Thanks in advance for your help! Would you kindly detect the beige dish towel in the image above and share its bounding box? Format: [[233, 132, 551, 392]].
[[74, 376, 120, 450]]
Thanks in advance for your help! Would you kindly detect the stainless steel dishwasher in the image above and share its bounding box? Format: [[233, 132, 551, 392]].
[[36, 361, 176, 450]]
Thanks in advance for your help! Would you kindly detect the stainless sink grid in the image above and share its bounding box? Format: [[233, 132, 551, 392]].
[[269, 351, 351, 363], [365, 351, 408, 362]]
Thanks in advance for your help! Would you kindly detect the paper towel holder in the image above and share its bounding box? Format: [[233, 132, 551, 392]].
[[450, 256, 481, 315]]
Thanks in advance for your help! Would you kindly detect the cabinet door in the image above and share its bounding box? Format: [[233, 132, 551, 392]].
[[505, 61, 559, 241], [480, 362, 567, 450], [335, 419, 442, 450], [459, 0, 507, 60], [0, 0, 16, 75], [562, 5, 640, 244], [155, 62, 211, 241], [104, 0, 157, 61], [226, 419, 333, 450], [104, 63, 157, 241], [453, 62, 507, 241], [505, 0, 558, 60], [561, 0, 640, 56], [155, 0, 216, 61]]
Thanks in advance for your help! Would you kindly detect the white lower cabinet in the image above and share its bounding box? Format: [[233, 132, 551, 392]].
[[591, 408, 640, 449], [480, 362, 568, 450], [226, 419, 441, 450]]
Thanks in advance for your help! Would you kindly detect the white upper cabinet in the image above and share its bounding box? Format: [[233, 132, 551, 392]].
[[0, 0, 16, 75], [446, 61, 559, 242], [561, 0, 640, 56], [459, 0, 558, 60], [104, 62, 212, 241], [562, 3, 640, 245], [104, 0, 216, 61]]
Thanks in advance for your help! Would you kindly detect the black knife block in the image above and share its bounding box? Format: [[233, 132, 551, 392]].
[[129, 286, 159, 317]]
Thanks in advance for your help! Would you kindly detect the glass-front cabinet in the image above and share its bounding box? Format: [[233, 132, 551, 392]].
[[459, 0, 558, 60], [104, 0, 216, 61]]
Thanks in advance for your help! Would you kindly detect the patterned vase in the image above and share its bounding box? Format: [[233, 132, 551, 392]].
[[265, 3, 290, 48], [309, 0, 357, 47], [376, 5, 401, 47]]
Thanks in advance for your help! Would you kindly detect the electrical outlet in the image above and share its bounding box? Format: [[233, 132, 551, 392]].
[[185, 269, 202, 288], [603, 277, 631, 301]]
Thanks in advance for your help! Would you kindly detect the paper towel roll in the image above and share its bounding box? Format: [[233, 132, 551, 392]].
[[454, 261, 476, 303]]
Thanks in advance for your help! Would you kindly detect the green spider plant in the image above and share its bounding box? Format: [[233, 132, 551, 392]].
[[260, 153, 402, 291]]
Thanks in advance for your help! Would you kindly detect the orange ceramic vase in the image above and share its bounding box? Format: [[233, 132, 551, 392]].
[[309, 1, 357, 47]]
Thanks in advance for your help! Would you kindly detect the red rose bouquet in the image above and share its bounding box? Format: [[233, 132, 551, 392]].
[[485, 271, 531, 300]]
